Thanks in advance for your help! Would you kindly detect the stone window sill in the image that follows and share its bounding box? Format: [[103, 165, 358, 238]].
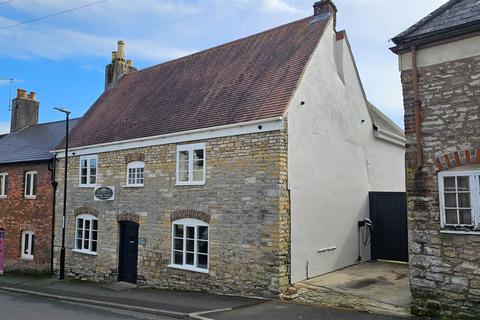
[[72, 249, 98, 256], [124, 185, 144, 188], [24, 196, 36, 200], [440, 230, 480, 236], [21, 256, 34, 261], [168, 264, 209, 274], [0, 195, 6, 199]]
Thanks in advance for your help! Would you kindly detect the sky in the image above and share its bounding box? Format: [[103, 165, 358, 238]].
[[0, 0, 448, 134]]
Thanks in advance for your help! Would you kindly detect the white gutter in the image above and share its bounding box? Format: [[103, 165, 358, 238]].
[[373, 128, 406, 147], [53, 116, 284, 158]]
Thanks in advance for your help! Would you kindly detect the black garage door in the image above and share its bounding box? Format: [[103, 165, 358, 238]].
[[369, 192, 408, 262]]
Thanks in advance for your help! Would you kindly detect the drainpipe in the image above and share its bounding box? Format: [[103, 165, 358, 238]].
[[411, 44, 423, 168], [48, 154, 59, 276]]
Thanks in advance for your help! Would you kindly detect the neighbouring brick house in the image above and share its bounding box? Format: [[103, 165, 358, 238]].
[[0, 89, 77, 273], [391, 0, 480, 317], [53, 1, 405, 297]]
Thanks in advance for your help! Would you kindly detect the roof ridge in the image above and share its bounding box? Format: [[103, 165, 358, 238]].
[[392, 0, 460, 43], [129, 15, 314, 76]]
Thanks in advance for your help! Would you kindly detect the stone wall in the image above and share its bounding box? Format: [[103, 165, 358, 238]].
[[53, 127, 289, 297], [0, 161, 53, 272], [401, 54, 480, 318]]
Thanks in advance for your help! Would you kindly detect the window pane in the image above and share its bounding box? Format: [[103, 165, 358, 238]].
[[198, 226, 208, 240], [186, 227, 194, 239], [197, 240, 208, 254], [25, 174, 31, 196], [91, 241, 97, 252], [85, 220, 90, 231], [186, 252, 194, 265], [81, 168, 87, 176], [78, 218, 84, 229], [174, 251, 183, 264], [458, 193, 471, 208], [193, 170, 203, 182], [194, 149, 204, 160], [459, 209, 472, 225], [445, 209, 458, 224], [457, 177, 469, 191], [77, 239, 82, 249], [179, 171, 189, 182], [81, 176, 87, 184], [84, 239, 89, 250], [92, 220, 98, 231], [197, 254, 208, 269], [444, 177, 456, 191], [31, 235, 35, 255], [174, 225, 183, 238], [0, 175, 4, 194], [24, 233, 29, 254], [77, 229, 83, 238], [445, 193, 457, 207], [92, 231, 98, 241], [179, 151, 189, 161], [174, 239, 183, 250], [186, 240, 194, 252], [32, 174, 37, 196]]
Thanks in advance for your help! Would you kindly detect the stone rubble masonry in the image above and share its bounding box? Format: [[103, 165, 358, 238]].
[[0, 161, 53, 272], [53, 124, 290, 298], [401, 54, 480, 318]]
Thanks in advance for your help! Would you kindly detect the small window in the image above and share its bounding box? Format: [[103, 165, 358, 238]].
[[24, 171, 37, 199], [79, 155, 98, 187], [170, 218, 209, 272], [74, 214, 98, 254], [21, 231, 35, 260], [176, 144, 206, 185], [0, 172, 7, 198], [126, 161, 145, 187], [439, 171, 480, 230]]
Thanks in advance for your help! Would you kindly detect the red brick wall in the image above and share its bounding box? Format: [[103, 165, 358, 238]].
[[0, 161, 53, 272]]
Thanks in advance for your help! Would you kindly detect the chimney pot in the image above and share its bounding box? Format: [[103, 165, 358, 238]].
[[112, 51, 117, 61], [117, 40, 125, 61], [127, 59, 133, 67], [313, 0, 337, 28], [28, 92, 36, 101], [17, 88, 28, 99]]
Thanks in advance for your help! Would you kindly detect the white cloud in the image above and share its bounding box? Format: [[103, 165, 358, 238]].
[[0, 121, 9, 134], [261, 0, 301, 13]]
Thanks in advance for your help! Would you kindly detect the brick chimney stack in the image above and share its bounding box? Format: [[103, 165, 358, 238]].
[[104, 40, 137, 90], [10, 88, 39, 133], [313, 0, 337, 29]]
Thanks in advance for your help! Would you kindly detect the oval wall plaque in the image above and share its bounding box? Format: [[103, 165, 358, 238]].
[[94, 186, 114, 201]]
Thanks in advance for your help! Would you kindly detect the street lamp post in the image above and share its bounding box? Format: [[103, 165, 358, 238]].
[[55, 107, 71, 280]]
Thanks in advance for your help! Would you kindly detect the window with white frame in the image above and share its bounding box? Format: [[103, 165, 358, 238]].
[[21, 231, 35, 260], [170, 218, 209, 272], [176, 144, 205, 185], [79, 155, 98, 187], [0, 172, 7, 197], [439, 171, 480, 230], [126, 161, 145, 186], [24, 171, 37, 199], [75, 214, 98, 254]]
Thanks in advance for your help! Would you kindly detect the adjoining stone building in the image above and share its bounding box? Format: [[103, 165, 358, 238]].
[[0, 89, 77, 273], [391, 0, 480, 317], [53, 1, 405, 297]]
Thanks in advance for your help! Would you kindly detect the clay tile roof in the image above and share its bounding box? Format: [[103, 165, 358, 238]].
[[0, 119, 79, 164], [66, 16, 329, 149], [391, 0, 480, 53]]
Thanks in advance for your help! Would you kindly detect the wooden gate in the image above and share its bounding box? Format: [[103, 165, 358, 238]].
[[369, 192, 408, 262]]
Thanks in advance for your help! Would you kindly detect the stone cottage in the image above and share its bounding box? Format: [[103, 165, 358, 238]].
[[0, 89, 77, 273], [391, 0, 480, 317], [52, 0, 405, 297]]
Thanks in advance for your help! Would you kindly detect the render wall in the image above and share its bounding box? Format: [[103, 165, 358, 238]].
[[0, 161, 53, 272], [53, 129, 289, 297], [400, 47, 480, 318], [288, 20, 405, 283]]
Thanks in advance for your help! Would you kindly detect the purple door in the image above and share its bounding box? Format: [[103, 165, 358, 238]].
[[0, 229, 4, 274]]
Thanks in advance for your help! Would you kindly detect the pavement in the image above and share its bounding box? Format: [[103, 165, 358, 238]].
[[291, 261, 411, 317], [0, 273, 410, 320]]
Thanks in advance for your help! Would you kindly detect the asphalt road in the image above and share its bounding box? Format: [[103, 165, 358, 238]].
[[0, 290, 173, 320]]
